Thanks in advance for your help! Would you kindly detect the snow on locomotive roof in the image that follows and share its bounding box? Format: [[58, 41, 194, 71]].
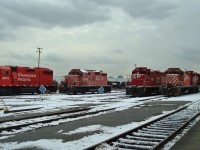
[[80, 69, 88, 73], [80, 69, 105, 73]]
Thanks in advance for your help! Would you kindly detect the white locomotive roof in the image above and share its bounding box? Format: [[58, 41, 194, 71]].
[[80, 69, 88, 73]]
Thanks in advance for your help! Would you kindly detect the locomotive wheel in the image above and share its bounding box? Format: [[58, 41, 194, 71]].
[[143, 88, 149, 96], [141, 87, 147, 96], [66, 89, 71, 95], [45, 90, 50, 94], [173, 88, 181, 96], [81, 90, 86, 94], [126, 88, 131, 95]]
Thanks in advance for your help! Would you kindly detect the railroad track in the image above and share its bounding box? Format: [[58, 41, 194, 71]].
[[0, 93, 168, 137], [0, 91, 125, 101], [1, 95, 164, 118], [0, 107, 115, 134], [0, 95, 165, 136], [0, 107, 91, 123], [93, 95, 166, 103], [61, 92, 126, 100], [0, 94, 163, 120], [85, 102, 200, 150]]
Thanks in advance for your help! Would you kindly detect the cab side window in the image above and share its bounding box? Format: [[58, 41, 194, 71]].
[[3, 70, 8, 76], [180, 71, 184, 81]]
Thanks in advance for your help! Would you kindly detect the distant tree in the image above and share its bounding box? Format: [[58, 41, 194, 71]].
[[118, 75, 123, 78], [108, 76, 114, 78]]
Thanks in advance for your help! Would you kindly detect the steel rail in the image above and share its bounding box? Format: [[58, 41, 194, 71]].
[[0, 107, 91, 123], [152, 111, 200, 150], [0, 108, 115, 133], [84, 103, 197, 150]]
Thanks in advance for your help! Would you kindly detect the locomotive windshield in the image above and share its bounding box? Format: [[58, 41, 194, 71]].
[[3, 70, 9, 76], [167, 69, 183, 75], [132, 69, 146, 74], [168, 71, 179, 74], [10, 67, 17, 72], [69, 69, 84, 75]]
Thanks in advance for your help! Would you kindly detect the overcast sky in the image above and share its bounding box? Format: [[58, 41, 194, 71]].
[[0, 0, 200, 78]]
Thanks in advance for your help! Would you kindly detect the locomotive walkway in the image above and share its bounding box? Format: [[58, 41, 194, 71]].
[[170, 119, 200, 150]]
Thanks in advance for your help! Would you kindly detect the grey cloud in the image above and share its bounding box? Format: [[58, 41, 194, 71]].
[[1, 52, 37, 68], [88, 55, 113, 65], [0, 0, 110, 28], [177, 47, 200, 63], [0, 0, 177, 30], [44, 53, 65, 63], [111, 49, 124, 54], [85, 54, 129, 66], [0, 30, 16, 41], [92, 0, 176, 20], [7, 52, 36, 61], [0, 0, 176, 41], [1, 0, 200, 76]]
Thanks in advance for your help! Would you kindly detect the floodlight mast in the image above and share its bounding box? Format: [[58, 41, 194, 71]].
[[36, 47, 42, 68]]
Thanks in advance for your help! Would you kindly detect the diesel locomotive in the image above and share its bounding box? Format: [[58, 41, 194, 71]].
[[126, 67, 163, 96], [162, 68, 199, 96], [59, 69, 111, 94], [0, 66, 57, 95]]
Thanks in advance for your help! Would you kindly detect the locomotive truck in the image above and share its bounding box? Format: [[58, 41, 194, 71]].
[[0, 66, 57, 95], [162, 68, 199, 96], [59, 69, 111, 94], [126, 67, 163, 96]]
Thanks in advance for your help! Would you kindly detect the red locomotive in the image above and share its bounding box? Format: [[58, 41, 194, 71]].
[[126, 67, 163, 96], [0, 66, 57, 95], [59, 69, 111, 94], [162, 68, 199, 96]]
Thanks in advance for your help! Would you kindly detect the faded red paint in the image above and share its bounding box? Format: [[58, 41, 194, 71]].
[[64, 69, 108, 87]]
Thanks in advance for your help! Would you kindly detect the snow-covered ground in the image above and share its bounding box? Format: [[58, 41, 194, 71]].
[[1, 91, 200, 150], [0, 91, 164, 117]]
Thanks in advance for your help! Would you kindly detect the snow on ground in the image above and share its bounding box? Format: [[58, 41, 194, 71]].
[[0, 91, 124, 116], [0, 91, 163, 117], [1, 91, 200, 150], [0, 114, 167, 150], [163, 93, 200, 102]]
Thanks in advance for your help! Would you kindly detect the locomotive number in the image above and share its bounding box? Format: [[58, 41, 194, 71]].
[[2, 77, 9, 80]]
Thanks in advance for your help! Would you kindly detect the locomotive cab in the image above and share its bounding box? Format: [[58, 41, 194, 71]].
[[65, 75, 80, 86], [131, 67, 149, 86], [162, 68, 184, 96], [162, 68, 199, 96], [0, 67, 12, 95], [163, 68, 184, 86], [0, 66, 12, 86], [66, 69, 85, 86]]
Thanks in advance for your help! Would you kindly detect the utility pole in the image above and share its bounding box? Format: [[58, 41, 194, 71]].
[[36, 47, 42, 68]]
